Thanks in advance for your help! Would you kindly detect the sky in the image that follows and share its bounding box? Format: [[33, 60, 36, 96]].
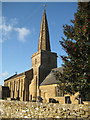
[[0, 2, 78, 85]]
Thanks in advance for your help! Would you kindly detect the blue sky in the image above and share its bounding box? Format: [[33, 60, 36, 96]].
[[0, 2, 77, 85]]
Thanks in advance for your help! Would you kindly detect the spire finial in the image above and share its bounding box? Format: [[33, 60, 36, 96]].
[[43, 4, 47, 11]]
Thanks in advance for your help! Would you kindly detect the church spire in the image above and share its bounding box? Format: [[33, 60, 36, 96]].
[[38, 10, 51, 51]]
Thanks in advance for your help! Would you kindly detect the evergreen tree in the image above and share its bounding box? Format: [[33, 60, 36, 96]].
[[56, 2, 90, 100]]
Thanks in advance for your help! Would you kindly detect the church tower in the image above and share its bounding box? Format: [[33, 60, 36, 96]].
[[29, 10, 57, 101]]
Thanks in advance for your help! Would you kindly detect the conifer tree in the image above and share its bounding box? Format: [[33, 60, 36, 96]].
[[56, 2, 90, 100]]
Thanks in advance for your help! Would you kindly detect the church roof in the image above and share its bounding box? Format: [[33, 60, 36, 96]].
[[4, 74, 17, 81], [38, 10, 51, 51], [40, 67, 63, 86], [4, 69, 33, 81]]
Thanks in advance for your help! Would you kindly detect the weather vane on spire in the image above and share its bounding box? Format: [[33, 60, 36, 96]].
[[43, 4, 47, 10]]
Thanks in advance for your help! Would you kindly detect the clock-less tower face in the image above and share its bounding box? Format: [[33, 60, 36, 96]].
[[29, 10, 57, 101], [32, 50, 57, 84]]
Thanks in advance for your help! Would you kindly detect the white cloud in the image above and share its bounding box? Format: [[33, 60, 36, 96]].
[[0, 25, 13, 32], [0, 16, 30, 43], [0, 72, 9, 77], [14, 27, 30, 42], [0, 24, 12, 43]]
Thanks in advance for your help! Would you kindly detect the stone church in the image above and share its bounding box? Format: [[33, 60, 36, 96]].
[[4, 10, 79, 104]]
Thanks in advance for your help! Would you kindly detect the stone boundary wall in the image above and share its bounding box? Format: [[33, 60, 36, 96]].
[[0, 100, 90, 119]]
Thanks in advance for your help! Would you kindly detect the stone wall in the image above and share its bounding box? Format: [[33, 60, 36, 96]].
[[0, 100, 90, 119]]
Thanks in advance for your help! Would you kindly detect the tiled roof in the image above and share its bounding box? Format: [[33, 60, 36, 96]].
[[4, 69, 33, 81], [40, 67, 63, 86]]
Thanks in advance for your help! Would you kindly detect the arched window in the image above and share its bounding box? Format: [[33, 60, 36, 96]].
[[55, 87, 64, 97]]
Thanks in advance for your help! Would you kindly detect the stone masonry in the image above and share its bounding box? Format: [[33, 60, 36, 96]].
[[0, 100, 90, 119]]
